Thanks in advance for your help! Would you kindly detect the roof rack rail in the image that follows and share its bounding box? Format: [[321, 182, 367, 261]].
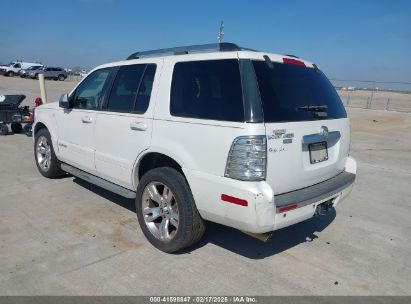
[[126, 42, 245, 60]]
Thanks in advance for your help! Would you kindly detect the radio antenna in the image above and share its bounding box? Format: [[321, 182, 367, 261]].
[[217, 20, 224, 43]]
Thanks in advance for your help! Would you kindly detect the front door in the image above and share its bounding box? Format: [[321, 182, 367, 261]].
[[56, 68, 113, 173]]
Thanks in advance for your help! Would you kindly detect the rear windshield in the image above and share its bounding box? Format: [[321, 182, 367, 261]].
[[252, 61, 347, 122]]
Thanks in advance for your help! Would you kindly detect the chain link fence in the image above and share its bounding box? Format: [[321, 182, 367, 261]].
[[331, 79, 411, 113]]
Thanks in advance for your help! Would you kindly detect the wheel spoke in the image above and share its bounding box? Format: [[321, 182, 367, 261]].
[[163, 186, 174, 204], [143, 207, 161, 222], [147, 184, 162, 203], [159, 219, 170, 239], [45, 157, 51, 168], [170, 210, 179, 228], [40, 157, 47, 167], [37, 146, 46, 154]]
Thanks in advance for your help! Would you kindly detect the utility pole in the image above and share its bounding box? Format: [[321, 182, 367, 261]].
[[218, 20, 224, 43]]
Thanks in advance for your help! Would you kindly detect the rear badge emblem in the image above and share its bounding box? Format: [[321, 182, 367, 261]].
[[320, 126, 329, 138]]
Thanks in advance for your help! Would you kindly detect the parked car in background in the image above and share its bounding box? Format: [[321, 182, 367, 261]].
[[28, 67, 68, 81], [0, 61, 43, 77], [20, 65, 43, 78]]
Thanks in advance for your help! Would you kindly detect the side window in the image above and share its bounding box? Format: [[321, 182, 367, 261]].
[[14, 63, 21, 68], [170, 59, 244, 122], [135, 64, 156, 113], [107, 64, 146, 112], [106, 64, 156, 113], [72, 68, 112, 110]]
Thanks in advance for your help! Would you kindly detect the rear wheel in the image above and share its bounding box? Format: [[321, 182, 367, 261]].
[[7, 71, 14, 77], [34, 128, 65, 178], [0, 124, 8, 135], [136, 167, 205, 253], [11, 122, 23, 134], [58, 74, 65, 81]]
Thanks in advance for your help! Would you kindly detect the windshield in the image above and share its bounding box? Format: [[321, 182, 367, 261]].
[[252, 61, 347, 122]]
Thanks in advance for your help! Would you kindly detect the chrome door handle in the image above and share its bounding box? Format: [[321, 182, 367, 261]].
[[81, 116, 93, 123], [130, 121, 147, 131]]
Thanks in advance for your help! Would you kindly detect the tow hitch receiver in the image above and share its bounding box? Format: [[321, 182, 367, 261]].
[[314, 199, 334, 216]]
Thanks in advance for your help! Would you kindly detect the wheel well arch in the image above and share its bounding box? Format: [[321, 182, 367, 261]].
[[33, 122, 47, 137], [135, 152, 185, 184]]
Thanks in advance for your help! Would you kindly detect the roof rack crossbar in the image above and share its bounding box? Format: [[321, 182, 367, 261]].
[[126, 42, 245, 60]]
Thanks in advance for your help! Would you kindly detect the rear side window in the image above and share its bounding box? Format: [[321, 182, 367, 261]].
[[107, 64, 156, 113], [170, 59, 244, 122], [252, 61, 347, 122]]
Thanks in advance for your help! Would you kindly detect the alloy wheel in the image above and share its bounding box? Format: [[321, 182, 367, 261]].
[[142, 181, 179, 241]]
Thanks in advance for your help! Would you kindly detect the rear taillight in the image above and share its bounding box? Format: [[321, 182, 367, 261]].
[[224, 135, 267, 181]]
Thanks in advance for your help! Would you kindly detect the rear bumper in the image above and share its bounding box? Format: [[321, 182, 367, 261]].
[[185, 156, 357, 234], [274, 171, 355, 213]]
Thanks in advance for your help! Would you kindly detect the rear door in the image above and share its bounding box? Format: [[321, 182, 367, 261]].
[[94, 61, 160, 189], [252, 60, 350, 194]]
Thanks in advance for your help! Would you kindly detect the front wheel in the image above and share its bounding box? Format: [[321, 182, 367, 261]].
[[58, 74, 65, 81], [136, 167, 205, 253], [34, 128, 65, 178]]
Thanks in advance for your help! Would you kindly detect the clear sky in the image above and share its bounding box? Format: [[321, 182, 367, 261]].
[[0, 0, 410, 85]]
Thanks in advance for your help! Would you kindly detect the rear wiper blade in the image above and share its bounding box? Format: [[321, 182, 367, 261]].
[[297, 105, 328, 112]]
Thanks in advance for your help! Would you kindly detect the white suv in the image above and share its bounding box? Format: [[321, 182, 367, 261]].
[[33, 43, 356, 253]]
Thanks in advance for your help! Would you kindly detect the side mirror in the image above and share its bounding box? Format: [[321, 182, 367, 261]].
[[59, 93, 72, 109]]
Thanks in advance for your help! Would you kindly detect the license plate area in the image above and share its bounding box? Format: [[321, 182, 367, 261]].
[[309, 141, 328, 164]]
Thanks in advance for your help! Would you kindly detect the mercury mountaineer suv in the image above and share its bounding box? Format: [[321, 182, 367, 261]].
[[33, 43, 356, 253]]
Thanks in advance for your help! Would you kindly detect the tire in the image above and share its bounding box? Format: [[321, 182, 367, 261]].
[[34, 128, 65, 178], [11, 122, 23, 134], [136, 167, 205, 253], [7, 71, 14, 77], [24, 124, 32, 137], [35, 74, 39, 80], [58, 74, 65, 81], [0, 124, 8, 136]]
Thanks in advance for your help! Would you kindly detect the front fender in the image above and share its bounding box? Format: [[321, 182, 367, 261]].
[[33, 108, 60, 157]]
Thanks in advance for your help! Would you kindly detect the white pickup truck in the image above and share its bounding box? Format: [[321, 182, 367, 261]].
[[33, 43, 356, 253], [0, 61, 43, 77]]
